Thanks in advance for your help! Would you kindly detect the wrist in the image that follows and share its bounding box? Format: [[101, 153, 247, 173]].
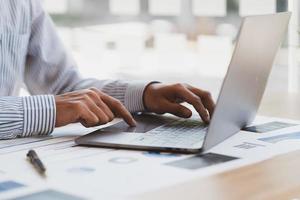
[[142, 81, 161, 111]]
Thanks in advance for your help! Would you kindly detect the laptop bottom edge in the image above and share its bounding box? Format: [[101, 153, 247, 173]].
[[75, 139, 203, 154]]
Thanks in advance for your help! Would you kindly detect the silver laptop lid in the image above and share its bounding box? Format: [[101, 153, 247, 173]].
[[203, 12, 291, 151]]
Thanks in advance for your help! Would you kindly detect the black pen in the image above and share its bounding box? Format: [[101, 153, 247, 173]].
[[26, 149, 46, 175]]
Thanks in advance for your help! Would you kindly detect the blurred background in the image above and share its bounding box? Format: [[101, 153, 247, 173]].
[[41, 0, 300, 118]]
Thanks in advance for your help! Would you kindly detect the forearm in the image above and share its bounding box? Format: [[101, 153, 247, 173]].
[[0, 95, 55, 139]]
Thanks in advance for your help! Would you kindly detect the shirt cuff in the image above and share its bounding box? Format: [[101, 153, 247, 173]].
[[124, 81, 150, 113], [101, 81, 151, 113], [22, 95, 56, 137]]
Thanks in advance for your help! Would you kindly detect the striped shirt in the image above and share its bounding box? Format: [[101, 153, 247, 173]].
[[0, 0, 148, 139]]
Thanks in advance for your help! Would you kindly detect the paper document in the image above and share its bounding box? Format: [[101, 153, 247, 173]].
[[1, 116, 300, 199]]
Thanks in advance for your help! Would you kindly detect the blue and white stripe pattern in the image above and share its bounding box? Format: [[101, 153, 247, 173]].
[[0, 0, 148, 139]]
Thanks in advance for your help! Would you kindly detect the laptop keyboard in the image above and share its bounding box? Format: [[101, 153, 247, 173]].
[[130, 120, 208, 147]]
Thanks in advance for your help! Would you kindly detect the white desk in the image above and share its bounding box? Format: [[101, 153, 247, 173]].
[[1, 114, 300, 199]]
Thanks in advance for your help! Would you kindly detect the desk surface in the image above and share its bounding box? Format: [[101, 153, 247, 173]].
[[137, 149, 300, 200]]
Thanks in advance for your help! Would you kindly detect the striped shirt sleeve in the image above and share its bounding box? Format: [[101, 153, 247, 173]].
[[101, 80, 148, 113], [25, 0, 150, 113], [0, 95, 55, 139], [0, 1, 150, 140]]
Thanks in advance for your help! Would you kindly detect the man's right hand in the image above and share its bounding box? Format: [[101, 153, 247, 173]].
[[55, 88, 137, 128]]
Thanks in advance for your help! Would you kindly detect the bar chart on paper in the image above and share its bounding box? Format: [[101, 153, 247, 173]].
[[243, 121, 297, 133], [233, 142, 266, 150], [0, 181, 25, 193], [259, 132, 300, 143]]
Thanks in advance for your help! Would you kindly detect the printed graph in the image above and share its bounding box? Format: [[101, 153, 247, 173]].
[[234, 142, 265, 149], [259, 132, 300, 144], [243, 121, 297, 133], [0, 181, 25, 193]]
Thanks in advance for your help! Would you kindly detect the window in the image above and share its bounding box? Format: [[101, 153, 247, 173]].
[[43, 0, 298, 97]]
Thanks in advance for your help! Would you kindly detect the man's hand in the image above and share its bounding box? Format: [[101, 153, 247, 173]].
[[55, 88, 136, 128], [143, 83, 215, 123]]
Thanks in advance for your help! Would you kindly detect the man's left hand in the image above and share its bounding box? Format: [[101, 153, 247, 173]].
[[143, 83, 215, 123]]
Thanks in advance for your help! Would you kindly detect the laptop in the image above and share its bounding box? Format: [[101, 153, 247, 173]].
[[75, 12, 291, 154]]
